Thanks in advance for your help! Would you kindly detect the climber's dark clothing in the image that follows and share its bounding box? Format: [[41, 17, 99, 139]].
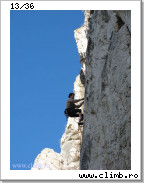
[[64, 108, 84, 120], [66, 108, 81, 117]]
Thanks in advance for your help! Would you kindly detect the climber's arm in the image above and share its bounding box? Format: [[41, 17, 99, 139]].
[[72, 98, 84, 103], [75, 101, 84, 108]]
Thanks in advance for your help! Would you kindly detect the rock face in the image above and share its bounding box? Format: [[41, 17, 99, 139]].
[[61, 74, 84, 170], [78, 10, 131, 170], [32, 10, 131, 170], [31, 73, 84, 170], [31, 148, 63, 170]]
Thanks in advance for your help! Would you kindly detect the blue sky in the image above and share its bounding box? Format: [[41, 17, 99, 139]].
[[10, 10, 84, 170]]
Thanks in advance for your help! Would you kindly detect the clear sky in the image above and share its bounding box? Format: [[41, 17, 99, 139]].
[[10, 10, 84, 170]]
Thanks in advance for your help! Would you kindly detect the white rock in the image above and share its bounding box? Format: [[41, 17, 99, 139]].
[[31, 10, 131, 171], [79, 10, 131, 170], [32, 65, 84, 170]]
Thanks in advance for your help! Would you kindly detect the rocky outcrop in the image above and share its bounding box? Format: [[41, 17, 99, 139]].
[[78, 10, 131, 170], [31, 148, 63, 170], [61, 74, 84, 170], [32, 10, 131, 171], [31, 72, 84, 170]]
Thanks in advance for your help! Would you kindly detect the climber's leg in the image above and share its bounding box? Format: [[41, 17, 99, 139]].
[[81, 114, 84, 121], [78, 113, 83, 125], [78, 122, 83, 126], [68, 109, 81, 117], [67, 108, 84, 125], [78, 113, 82, 122], [78, 113, 84, 123]]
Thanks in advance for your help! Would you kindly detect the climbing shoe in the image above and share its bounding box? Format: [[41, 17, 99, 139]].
[[78, 122, 83, 126]]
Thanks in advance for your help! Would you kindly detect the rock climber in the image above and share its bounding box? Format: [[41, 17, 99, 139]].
[[64, 93, 84, 125]]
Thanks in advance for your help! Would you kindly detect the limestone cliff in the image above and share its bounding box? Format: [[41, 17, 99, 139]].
[[32, 10, 131, 170], [78, 10, 131, 170]]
